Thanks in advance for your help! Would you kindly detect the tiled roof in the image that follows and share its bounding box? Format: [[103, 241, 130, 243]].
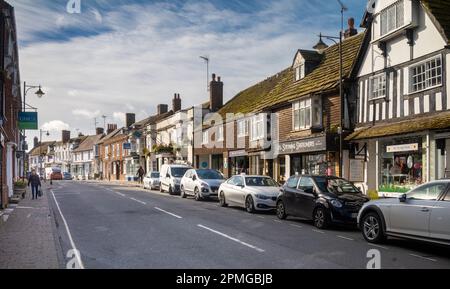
[[347, 111, 450, 140], [422, 0, 450, 44], [132, 111, 173, 128], [29, 142, 55, 156], [218, 32, 365, 116], [73, 134, 104, 152]]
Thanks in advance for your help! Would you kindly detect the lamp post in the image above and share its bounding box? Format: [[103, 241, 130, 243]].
[[199, 56, 209, 92], [39, 129, 50, 179], [23, 82, 45, 176], [314, 0, 347, 178]]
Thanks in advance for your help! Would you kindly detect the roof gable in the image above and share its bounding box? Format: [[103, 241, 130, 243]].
[[422, 0, 450, 44]]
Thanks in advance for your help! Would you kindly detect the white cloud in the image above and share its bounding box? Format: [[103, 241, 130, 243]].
[[113, 112, 126, 123], [41, 120, 70, 132], [72, 109, 101, 119]]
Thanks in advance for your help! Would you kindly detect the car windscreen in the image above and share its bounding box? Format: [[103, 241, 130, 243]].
[[171, 167, 190, 177], [151, 172, 160, 178], [196, 170, 224, 180], [245, 177, 278, 187], [314, 177, 360, 194]]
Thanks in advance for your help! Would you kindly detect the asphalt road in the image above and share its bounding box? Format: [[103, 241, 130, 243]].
[[48, 181, 450, 269]]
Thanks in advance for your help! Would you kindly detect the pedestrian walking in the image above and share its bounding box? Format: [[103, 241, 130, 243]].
[[137, 166, 145, 184], [28, 170, 42, 200]]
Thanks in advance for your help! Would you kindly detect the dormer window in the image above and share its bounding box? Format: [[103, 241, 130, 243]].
[[380, 0, 404, 36], [295, 64, 305, 81]]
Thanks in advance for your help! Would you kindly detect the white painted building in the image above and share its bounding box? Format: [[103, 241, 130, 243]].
[[348, 0, 450, 196]]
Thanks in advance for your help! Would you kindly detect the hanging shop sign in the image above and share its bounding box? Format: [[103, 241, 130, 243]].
[[18, 112, 38, 130], [278, 136, 327, 154], [386, 143, 419, 153], [349, 159, 364, 183]]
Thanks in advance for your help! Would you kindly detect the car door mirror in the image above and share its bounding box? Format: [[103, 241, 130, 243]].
[[399, 194, 407, 203], [166, 173, 170, 178], [192, 175, 197, 181]]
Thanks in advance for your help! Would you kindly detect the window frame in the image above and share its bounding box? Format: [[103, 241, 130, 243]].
[[250, 114, 265, 141], [369, 73, 387, 100], [294, 63, 305, 81], [380, 0, 405, 37], [217, 125, 224, 142], [237, 119, 248, 137], [202, 130, 209, 145], [292, 98, 312, 131], [409, 55, 443, 94]]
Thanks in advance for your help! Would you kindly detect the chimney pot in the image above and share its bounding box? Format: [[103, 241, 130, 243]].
[[209, 72, 224, 112], [157, 104, 169, 115], [172, 93, 182, 112], [212, 73, 216, 81]]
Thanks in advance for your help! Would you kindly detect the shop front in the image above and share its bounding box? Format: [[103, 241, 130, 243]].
[[228, 149, 249, 176], [276, 135, 338, 181]]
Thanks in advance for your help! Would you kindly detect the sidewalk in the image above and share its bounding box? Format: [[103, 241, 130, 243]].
[[0, 185, 61, 269]]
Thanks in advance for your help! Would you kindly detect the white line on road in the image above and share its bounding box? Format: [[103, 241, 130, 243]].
[[16, 206, 35, 209], [273, 219, 282, 223], [154, 207, 183, 219], [290, 224, 303, 229], [368, 243, 389, 250], [197, 224, 265, 253], [409, 254, 437, 262], [50, 190, 85, 269], [257, 216, 265, 219], [114, 192, 126, 197], [312, 229, 325, 234], [129, 197, 146, 205], [337, 235, 354, 241]]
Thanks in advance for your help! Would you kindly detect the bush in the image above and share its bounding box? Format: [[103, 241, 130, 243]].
[[14, 180, 27, 188]]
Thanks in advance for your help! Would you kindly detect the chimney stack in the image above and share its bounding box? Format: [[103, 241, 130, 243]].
[[210, 73, 224, 112], [62, 130, 71, 143], [33, 137, 39, 148], [172, 93, 182, 112], [344, 17, 358, 38], [126, 113, 136, 128], [96, 127, 104, 135], [157, 104, 169, 115], [107, 124, 118, 134]]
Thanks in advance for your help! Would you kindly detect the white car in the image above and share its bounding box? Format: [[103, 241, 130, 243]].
[[143, 171, 160, 190], [218, 175, 280, 213], [159, 164, 192, 195], [180, 169, 225, 201], [358, 180, 450, 245]]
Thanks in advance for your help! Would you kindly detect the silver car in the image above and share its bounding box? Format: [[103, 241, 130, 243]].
[[180, 169, 225, 201], [358, 180, 450, 245], [143, 171, 160, 190], [218, 175, 280, 213]]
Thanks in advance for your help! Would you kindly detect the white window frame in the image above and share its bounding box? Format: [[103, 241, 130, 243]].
[[250, 114, 265, 141], [380, 0, 405, 37], [409, 55, 443, 94], [217, 125, 224, 141], [295, 63, 305, 81], [292, 98, 312, 131], [369, 73, 387, 100], [237, 119, 248, 137], [202, 130, 209, 145]]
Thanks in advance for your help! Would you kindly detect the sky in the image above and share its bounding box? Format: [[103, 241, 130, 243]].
[[10, 0, 368, 143]]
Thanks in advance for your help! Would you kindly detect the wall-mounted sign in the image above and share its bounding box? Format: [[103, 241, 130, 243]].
[[228, 150, 248, 158], [18, 112, 38, 130], [349, 159, 364, 183], [278, 136, 326, 154], [386, 143, 419, 153], [123, 143, 132, 150]]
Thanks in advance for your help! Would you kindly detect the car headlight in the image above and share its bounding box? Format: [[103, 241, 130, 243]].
[[201, 183, 209, 188], [330, 199, 343, 208], [255, 194, 269, 200]]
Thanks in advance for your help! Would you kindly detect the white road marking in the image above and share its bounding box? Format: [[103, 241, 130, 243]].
[[54, 193, 81, 196], [16, 206, 34, 209], [115, 192, 126, 197], [409, 254, 437, 262], [312, 229, 325, 234], [154, 207, 183, 219], [257, 216, 265, 219], [337, 235, 354, 241], [290, 224, 303, 229], [129, 197, 146, 205], [197, 224, 265, 253], [50, 190, 85, 269], [368, 243, 389, 250], [273, 219, 282, 223], [27, 213, 32, 218]]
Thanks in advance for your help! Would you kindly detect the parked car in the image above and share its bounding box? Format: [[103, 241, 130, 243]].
[[50, 171, 63, 180], [159, 164, 192, 195], [180, 169, 225, 200], [276, 175, 369, 229], [143, 171, 160, 190], [358, 180, 450, 245], [218, 175, 280, 213], [63, 172, 73, 180]]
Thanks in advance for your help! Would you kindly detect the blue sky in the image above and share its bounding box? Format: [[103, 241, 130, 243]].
[[10, 0, 368, 141]]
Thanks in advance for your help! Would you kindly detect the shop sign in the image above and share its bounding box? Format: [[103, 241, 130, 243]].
[[349, 159, 364, 182], [229, 150, 248, 158], [386, 143, 418, 153], [278, 136, 326, 154], [18, 112, 38, 130], [123, 143, 132, 150]]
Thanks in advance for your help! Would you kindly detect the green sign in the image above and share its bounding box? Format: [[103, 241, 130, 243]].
[[18, 112, 38, 130]]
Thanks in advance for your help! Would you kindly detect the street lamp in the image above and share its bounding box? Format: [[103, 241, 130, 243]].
[[313, 0, 347, 178], [39, 129, 50, 179], [199, 56, 209, 92]]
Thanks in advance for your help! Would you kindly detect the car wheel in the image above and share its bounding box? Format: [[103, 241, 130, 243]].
[[245, 195, 255, 213], [180, 186, 187, 198], [276, 200, 287, 220], [313, 207, 329, 229], [219, 192, 228, 207], [194, 187, 202, 201], [159, 185, 164, 193], [362, 212, 386, 243], [168, 185, 174, 195]]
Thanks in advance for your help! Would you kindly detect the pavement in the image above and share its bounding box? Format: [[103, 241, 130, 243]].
[[0, 184, 62, 269], [45, 180, 450, 269]]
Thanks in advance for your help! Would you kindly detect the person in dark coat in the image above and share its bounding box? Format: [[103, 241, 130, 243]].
[[137, 166, 145, 184], [28, 170, 41, 200]]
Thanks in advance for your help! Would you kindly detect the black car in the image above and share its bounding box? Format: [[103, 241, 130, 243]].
[[276, 175, 370, 229]]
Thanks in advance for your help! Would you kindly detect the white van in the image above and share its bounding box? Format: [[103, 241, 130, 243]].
[[159, 164, 192, 195]]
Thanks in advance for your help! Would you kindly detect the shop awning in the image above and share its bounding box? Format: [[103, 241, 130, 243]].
[[346, 111, 450, 141]]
